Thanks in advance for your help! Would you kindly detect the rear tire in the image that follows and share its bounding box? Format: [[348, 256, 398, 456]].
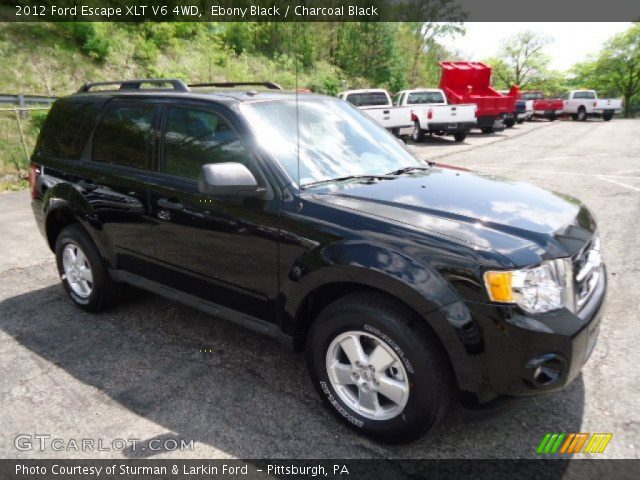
[[55, 224, 122, 312], [577, 107, 587, 121], [306, 292, 453, 444], [453, 132, 467, 142], [548, 115, 557, 121], [571, 114, 579, 121], [411, 121, 425, 143], [504, 118, 515, 128], [603, 113, 613, 121], [481, 126, 494, 134], [516, 118, 525, 124]]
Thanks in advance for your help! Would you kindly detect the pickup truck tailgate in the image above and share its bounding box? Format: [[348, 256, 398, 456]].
[[361, 106, 413, 129], [426, 104, 476, 123], [596, 98, 623, 111]]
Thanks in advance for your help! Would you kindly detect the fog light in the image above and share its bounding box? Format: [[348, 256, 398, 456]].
[[525, 353, 566, 388]]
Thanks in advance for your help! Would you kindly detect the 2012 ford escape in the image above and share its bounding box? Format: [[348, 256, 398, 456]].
[[30, 79, 606, 444]]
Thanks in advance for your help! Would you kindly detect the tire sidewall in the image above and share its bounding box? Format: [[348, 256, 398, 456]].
[[55, 227, 104, 310], [307, 305, 445, 441], [412, 121, 423, 142]]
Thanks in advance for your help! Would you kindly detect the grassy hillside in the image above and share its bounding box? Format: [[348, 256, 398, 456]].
[[1, 22, 428, 185]]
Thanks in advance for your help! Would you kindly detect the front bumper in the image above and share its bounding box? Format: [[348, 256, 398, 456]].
[[426, 266, 606, 405]]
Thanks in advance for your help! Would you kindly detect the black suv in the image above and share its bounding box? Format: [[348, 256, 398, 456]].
[[30, 79, 606, 443]]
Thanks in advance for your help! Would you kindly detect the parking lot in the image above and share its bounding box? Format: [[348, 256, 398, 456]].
[[1, 118, 639, 459]]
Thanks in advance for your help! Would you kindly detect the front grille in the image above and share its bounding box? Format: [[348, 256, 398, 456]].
[[572, 236, 602, 310]]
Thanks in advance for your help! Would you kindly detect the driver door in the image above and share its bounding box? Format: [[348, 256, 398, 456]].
[[145, 103, 280, 321]]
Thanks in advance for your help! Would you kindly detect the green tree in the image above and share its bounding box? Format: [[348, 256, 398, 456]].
[[572, 23, 640, 118], [492, 30, 552, 88]]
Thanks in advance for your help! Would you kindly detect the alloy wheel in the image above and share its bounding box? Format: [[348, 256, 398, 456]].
[[62, 242, 94, 298], [325, 330, 410, 421]]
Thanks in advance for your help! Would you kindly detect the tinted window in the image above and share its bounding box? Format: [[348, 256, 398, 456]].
[[406, 91, 446, 104], [522, 92, 542, 100], [37, 98, 102, 160], [163, 107, 252, 180], [585, 91, 596, 99], [92, 104, 154, 169], [345, 92, 390, 107]]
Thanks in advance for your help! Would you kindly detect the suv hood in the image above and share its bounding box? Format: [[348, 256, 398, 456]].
[[310, 167, 596, 266]]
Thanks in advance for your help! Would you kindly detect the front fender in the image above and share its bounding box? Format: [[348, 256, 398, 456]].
[[282, 240, 460, 330]]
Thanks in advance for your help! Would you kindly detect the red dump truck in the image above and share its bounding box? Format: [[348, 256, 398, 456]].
[[439, 61, 516, 133]]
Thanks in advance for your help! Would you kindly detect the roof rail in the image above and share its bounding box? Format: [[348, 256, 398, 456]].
[[188, 82, 283, 91], [78, 79, 190, 93]]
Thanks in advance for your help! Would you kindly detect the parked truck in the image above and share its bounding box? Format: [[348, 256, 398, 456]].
[[393, 88, 476, 142], [521, 91, 564, 121], [499, 87, 534, 126], [337, 89, 413, 135], [562, 90, 623, 121], [439, 61, 516, 134]]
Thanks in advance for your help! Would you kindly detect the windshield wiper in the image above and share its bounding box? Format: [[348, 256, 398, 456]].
[[301, 174, 396, 189], [385, 164, 434, 176]]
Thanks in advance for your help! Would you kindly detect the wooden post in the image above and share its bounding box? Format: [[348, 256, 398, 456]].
[[14, 108, 30, 167]]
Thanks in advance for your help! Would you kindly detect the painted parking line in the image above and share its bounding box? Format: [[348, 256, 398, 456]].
[[596, 176, 640, 192]]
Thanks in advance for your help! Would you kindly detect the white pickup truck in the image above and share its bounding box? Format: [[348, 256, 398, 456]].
[[337, 89, 413, 135], [393, 88, 477, 142], [562, 90, 623, 121]]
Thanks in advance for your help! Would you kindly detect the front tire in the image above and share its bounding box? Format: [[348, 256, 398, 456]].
[[55, 224, 122, 312], [306, 292, 453, 444], [411, 121, 425, 143]]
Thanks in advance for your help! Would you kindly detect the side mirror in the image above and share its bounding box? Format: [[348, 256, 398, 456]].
[[198, 162, 262, 197]]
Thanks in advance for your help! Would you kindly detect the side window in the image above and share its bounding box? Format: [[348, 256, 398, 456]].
[[92, 104, 155, 169], [392, 93, 400, 106], [574, 91, 585, 99], [162, 107, 253, 180], [561, 92, 570, 100], [585, 91, 596, 99]]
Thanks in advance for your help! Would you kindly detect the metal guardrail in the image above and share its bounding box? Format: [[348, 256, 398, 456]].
[[0, 94, 57, 106], [0, 94, 55, 119]]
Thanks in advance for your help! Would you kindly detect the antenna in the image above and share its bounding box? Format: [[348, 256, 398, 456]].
[[295, 24, 301, 192]]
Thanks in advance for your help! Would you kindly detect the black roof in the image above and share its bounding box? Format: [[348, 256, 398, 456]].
[[70, 89, 326, 105], [70, 78, 324, 104]]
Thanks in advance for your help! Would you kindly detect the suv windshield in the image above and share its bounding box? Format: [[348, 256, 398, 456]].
[[241, 97, 421, 187]]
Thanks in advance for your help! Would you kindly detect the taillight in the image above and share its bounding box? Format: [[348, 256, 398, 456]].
[[411, 110, 418, 122], [28, 162, 40, 199], [427, 108, 433, 120]]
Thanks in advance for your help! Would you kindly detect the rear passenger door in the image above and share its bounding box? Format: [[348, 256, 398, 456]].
[[145, 103, 280, 322], [73, 98, 158, 274]]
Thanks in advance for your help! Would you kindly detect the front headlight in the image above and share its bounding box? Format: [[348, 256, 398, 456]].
[[484, 259, 572, 314]]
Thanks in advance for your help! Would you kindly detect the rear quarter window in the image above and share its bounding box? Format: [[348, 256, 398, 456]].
[[92, 104, 155, 170], [36, 98, 103, 160]]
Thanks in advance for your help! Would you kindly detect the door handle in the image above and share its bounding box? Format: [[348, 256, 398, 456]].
[[157, 197, 184, 211]]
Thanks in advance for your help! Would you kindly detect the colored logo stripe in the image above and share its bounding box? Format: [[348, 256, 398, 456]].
[[537, 433, 565, 454], [538, 432, 613, 454]]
